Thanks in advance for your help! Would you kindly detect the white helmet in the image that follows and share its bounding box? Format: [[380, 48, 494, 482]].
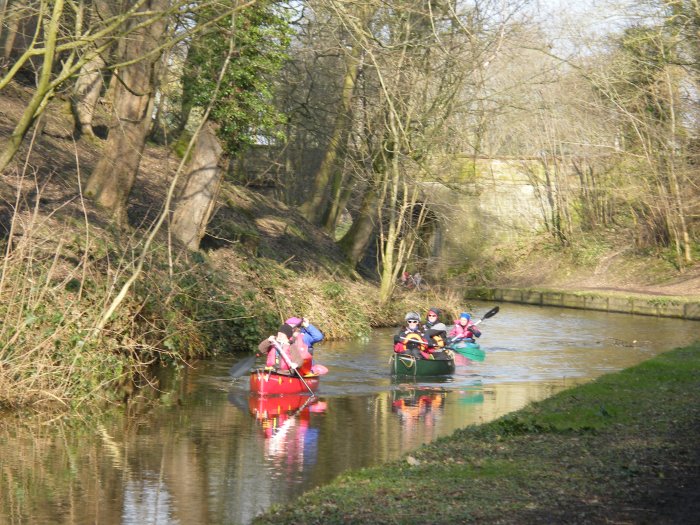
[[405, 311, 420, 322]]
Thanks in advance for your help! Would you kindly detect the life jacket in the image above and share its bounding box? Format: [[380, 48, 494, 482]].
[[402, 332, 427, 352], [264, 341, 293, 369], [289, 335, 313, 375], [422, 328, 446, 353], [435, 335, 445, 347], [449, 321, 478, 339], [394, 329, 427, 353]]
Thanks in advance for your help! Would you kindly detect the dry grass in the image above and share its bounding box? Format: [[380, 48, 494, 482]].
[[0, 197, 140, 408], [0, 166, 194, 409]]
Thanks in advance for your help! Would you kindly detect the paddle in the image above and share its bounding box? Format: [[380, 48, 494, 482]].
[[228, 354, 257, 378], [474, 305, 499, 326], [274, 342, 316, 396], [398, 334, 427, 343]]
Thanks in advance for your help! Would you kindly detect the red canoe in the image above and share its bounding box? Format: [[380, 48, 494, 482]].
[[249, 368, 321, 396]]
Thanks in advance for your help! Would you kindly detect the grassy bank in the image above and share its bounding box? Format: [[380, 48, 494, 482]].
[[255, 342, 700, 524], [0, 190, 464, 410]]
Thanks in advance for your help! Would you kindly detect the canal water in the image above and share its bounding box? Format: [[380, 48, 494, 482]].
[[1, 302, 698, 524]]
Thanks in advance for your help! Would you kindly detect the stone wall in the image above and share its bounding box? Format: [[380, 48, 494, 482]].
[[464, 287, 700, 321]]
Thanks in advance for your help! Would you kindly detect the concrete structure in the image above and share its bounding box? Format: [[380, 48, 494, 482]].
[[465, 287, 700, 321], [421, 156, 559, 277]]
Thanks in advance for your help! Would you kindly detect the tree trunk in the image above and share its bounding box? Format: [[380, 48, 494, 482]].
[[0, 0, 12, 60], [378, 154, 402, 305], [1, 1, 31, 64], [0, 0, 62, 173], [321, 166, 353, 234], [299, 51, 360, 225], [176, 41, 196, 137], [663, 70, 692, 264], [71, 0, 113, 138], [171, 122, 223, 251], [84, 0, 168, 225], [299, 1, 378, 226], [338, 186, 377, 267], [71, 52, 106, 138]]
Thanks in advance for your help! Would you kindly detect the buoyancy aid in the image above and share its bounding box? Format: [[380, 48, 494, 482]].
[[449, 321, 479, 339], [430, 334, 445, 349], [394, 330, 427, 354], [262, 340, 294, 369], [289, 335, 313, 375], [424, 330, 446, 350]]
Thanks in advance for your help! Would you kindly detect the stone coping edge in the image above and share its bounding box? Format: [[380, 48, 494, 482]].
[[464, 287, 700, 321]]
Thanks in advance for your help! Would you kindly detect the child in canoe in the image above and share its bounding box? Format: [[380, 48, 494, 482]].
[[448, 312, 482, 343]]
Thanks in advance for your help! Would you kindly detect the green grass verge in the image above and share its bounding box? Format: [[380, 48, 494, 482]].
[[254, 342, 700, 524]]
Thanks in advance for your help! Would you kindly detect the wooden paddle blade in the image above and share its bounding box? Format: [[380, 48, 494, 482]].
[[228, 355, 256, 378]]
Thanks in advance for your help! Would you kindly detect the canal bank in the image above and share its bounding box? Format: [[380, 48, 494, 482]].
[[464, 287, 700, 320], [254, 341, 700, 524]]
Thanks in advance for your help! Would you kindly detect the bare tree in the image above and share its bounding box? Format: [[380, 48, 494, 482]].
[[298, 1, 376, 230], [71, 0, 116, 138], [171, 123, 223, 249], [84, 0, 171, 225], [0, 0, 167, 172], [583, 22, 695, 266], [330, 0, 529, 302]]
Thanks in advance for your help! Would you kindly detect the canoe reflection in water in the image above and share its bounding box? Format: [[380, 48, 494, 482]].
[[247, 394, 327, 471], [391, 388, 447, 430], [391, 385, 485, 430]]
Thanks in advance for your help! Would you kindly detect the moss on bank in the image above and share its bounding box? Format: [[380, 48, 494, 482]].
[[254, 342, 700, 524], [463, 287, 700, 320]]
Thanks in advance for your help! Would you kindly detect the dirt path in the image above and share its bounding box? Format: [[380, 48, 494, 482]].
[[545, 260, 700, 298]]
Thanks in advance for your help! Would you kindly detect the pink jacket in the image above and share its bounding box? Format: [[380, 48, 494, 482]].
[[259, 339, 293, 369], [258, 336, 312, 372], [448, 321, 480, 339]]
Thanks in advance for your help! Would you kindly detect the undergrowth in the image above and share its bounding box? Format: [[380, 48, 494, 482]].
[[0, 193, 449, 411], [0, 195, 272, 409]]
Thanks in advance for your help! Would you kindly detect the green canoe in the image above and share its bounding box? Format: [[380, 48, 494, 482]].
[[448, 340, 486, 362], [390, 351, 456, 377]]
